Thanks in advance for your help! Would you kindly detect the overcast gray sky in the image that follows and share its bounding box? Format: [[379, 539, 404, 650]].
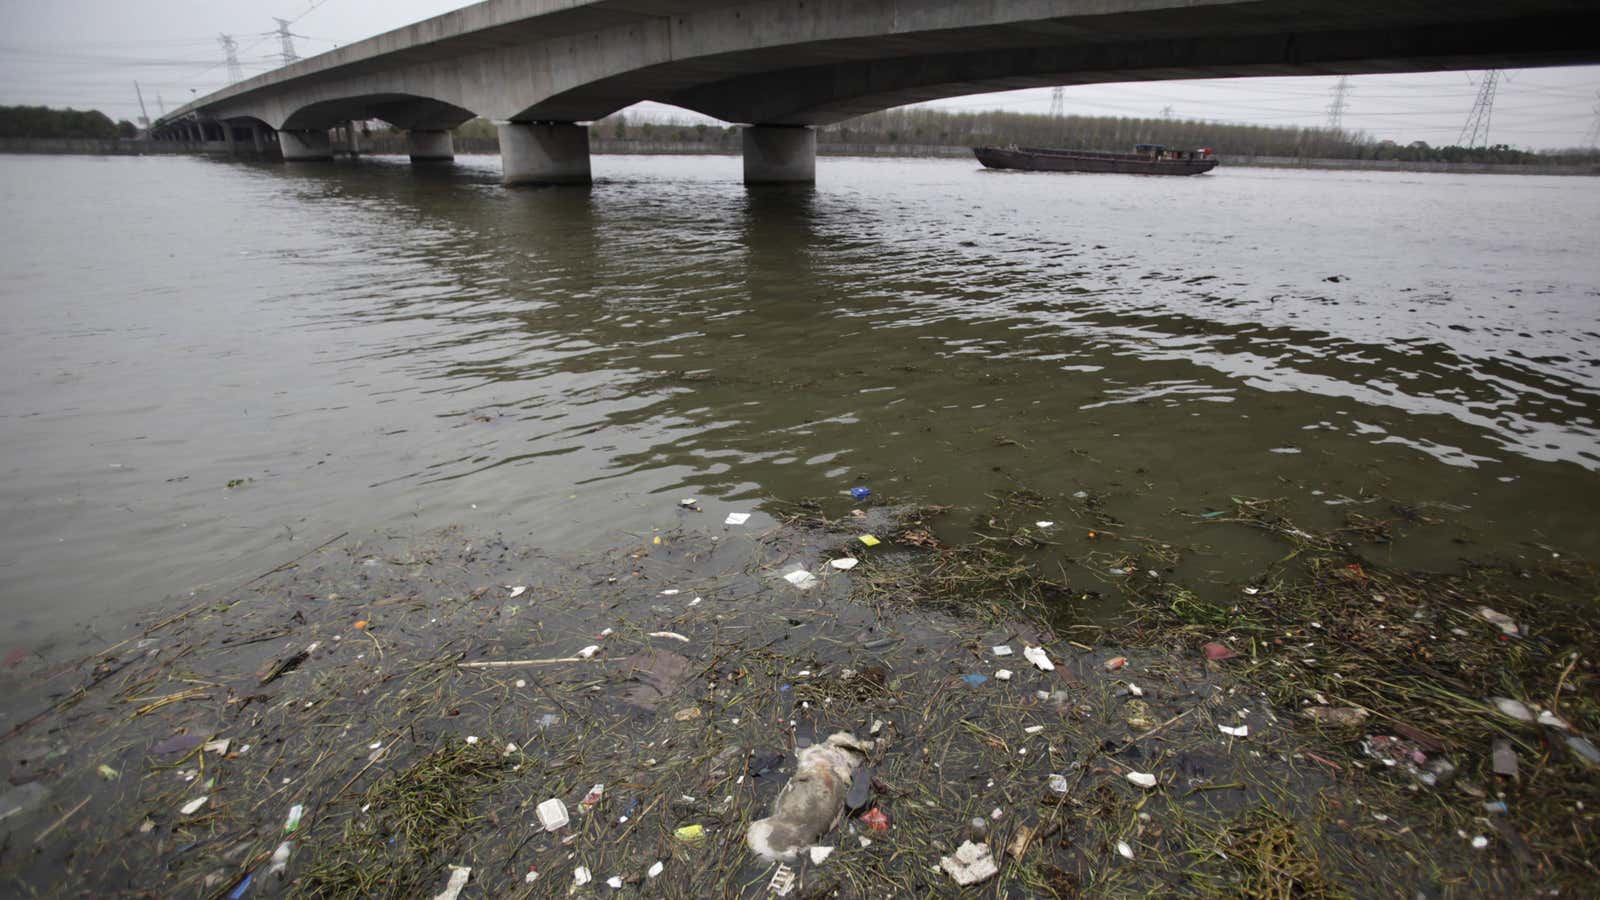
[[2, 0, 1597, 149]]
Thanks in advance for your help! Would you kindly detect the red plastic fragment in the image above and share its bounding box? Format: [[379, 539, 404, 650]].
[[1201, 642, 1238, 661], [860, 808, 891, 832]]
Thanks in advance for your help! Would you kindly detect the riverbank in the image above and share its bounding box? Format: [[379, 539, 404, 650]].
[[2, 489, 1594, 897], [7, 135, 1597, 175]]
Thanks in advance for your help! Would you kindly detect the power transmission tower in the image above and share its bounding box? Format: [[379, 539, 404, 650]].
[[1456, 70, 1500, 148], [1160, 105, 1175, 120], [1326, 76, 1350, 131], [157, 94, 167, 116], [219, 33, 243, 83], [1583, 92, 1600, 151], [274, 18, 299, 65], [1048, 87, 1064, 118], [133, 81, 151, 129]]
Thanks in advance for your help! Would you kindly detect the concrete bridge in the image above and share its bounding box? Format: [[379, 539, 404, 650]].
[[151, 0, 1600, 184]]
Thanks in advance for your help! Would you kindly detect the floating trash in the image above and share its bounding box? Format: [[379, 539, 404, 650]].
[[939, 840, 998, 886], [829, 558, 859, 570], [1125, 772, 1157, 789], [724, 512, 751, 525], [1022, 645, 1055, 672], [782, 569, 818, 590]]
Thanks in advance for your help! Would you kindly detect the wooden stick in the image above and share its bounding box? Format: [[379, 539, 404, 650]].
[[457, 657, 600, 668], [35, 795, 91, 844]]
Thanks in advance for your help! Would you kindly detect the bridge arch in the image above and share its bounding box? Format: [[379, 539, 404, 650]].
[[281, 93, 478, 132]]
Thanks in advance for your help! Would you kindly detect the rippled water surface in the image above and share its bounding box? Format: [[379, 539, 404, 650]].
[[2, 153, 1597, 636]]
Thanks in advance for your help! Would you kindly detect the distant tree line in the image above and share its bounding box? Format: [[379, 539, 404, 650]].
[[575, 107, 1598, 166], [0, 105, 138, 140]]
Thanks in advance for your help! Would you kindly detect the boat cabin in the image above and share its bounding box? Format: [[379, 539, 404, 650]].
[[1134, 143, 1213, 161]]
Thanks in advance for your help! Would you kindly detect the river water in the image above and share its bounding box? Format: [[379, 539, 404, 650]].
[[1, 153, 1597, 640]]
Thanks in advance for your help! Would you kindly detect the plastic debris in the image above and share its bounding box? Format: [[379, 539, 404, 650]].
[[1476, 607, 1519, 636], [1471, 835, 1489, 850], [180, 795, 209, 815], [808, 845, 834, 864], [268, 841, 292, 878], [1566, 735, 1600, 767], [203, 738, 231, 755], [152, 733, 206, 756], [576, 645, 600, 659], [1022, 645, 1055, 672], [1104, 656, 1127, 671], [537, 797, 570, 831], [1491, 697, 1534, 722], [1201, 642, 1238, 661], [573, 866, 591, 886], [647, 860, 664, 879], [1536, 710, 1571, 730], [284, 804, 304, 833], [1047, 773, 1070, 795], [1125, 772, 1157, 789], [829, 558, 858, 570], [783, 570, 818, 590], [768, 864, 797, 896], [860, 808, 891, 832], [1218, 724, 1249, 738], [96, 764, 119, 780], [464, 735, 479, 745], [845, 768, 872, 812], [508, 586, 526, 598], [673, 707, 702, 721], [1127, 683, 1144, 697], [1116, 840, 1134, 859], [524, 869, 540, 884], [1304, 706, 1369, 726], [961, 674, 989, 686], [1035, 521, 1054, 528], [724, 512, 751, 525], [858, 535, 880, 547], [678, 498, 698, 509], [1024, 725, 1044, 734], [939, 840, 999, 886], [992, 645, 1013, 657], [648, 631, 690, 642], [606, 876, 623, 889], [995, 669, 1013, 681], [1491, 739, 1518, 777], [227, 873, 253, 899], [747, 732, 870, 861], [581, 784, 604, 808], [675, 823, 706, 843], [850, 486, 872, 501]]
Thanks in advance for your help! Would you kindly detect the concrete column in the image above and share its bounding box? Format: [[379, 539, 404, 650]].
[[344, 120, 360, 156], [742, 125, 816, 184], [222, 122, 237, 155], [279, 129, 333, 161], [407, 129, 454, 162], [498, 122, 591, 186], [251, 123, 266, 153]]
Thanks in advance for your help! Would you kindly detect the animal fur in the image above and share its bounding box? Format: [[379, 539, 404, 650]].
[[746, 732, 870, 861]]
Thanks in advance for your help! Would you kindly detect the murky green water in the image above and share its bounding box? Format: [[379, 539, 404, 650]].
[[1, 153, 1597, 639]]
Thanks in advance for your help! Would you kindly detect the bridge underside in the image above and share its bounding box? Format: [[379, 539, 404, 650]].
[[153, 0, 1600, 184]]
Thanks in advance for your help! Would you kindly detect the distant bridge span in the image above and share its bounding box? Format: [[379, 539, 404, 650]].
[[152, 0, 1600, 183]]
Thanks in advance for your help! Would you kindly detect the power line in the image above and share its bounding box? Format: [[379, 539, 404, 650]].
[[1326, 76, 1350, 130], [1457, 69, 1500, 147]]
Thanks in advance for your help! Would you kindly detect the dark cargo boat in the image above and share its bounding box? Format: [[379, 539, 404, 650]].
[[973, 143, 1218, 176]]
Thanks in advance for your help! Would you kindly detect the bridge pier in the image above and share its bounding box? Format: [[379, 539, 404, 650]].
[[498, 122, 590, 186], [407, 129, 455, 163], [280, 129, 334, 161], [742, 125, 815, 185]]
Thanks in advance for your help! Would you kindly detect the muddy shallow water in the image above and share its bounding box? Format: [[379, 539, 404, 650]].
[[1, 153, 1598, 642]]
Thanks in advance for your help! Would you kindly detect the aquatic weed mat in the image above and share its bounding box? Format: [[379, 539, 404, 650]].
[[0, 499, 1591, 898], [1109, 495, 1600, 896]]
